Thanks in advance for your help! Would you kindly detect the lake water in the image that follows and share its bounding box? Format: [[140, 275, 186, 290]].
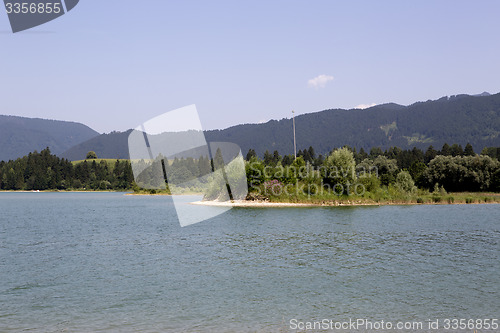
[[0, 192, 499, 332]]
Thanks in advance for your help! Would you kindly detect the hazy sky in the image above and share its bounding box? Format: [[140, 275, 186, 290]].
[[1, 1, 499, 133]]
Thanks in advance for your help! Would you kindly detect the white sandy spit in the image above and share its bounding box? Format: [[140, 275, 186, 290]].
[[190, 200, 319, 207]]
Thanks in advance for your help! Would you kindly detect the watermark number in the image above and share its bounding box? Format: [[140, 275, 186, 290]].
[[5, 2, 61, 14]]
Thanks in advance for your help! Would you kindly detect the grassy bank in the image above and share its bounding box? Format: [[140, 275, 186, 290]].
[[263, 190, 500, 205]]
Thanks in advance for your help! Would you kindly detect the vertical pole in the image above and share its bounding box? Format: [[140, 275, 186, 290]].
[[292, 110, 297, 159]]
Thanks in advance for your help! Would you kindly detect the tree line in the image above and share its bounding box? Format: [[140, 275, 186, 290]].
[[1, 143, 499, 193], [0, 148, 134, 191], [245, 142, 500, 193]]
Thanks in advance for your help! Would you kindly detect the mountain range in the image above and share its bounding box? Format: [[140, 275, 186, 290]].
[[0, 115, 98, 162], [1, 92, 499, 161]]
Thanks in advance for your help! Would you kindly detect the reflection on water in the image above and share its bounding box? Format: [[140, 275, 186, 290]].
[[0, 193, 499, 332]]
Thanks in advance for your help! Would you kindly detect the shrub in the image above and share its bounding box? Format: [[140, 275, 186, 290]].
[[358, 174, 381, 193], [416, 197, 424, 203], [465, 197, 474, 204], [423, 155, 500, 192], [395, 170, 417, 194], [446, 196, 455, 204], [263, 179, 284, 196], [323, 148, 356, 192]]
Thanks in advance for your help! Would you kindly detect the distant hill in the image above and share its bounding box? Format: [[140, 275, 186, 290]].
[[61, 130, 133, 161], [59, 92, 500, 160], [474, 92, 491, 97], [0, 115, 99, 161], [206, 92, 500, 156]]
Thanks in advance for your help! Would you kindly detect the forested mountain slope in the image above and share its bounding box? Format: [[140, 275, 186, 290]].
[[0, 115, 99, 161]]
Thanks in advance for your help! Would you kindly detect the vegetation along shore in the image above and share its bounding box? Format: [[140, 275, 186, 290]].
[[1, 144, 499, 206]]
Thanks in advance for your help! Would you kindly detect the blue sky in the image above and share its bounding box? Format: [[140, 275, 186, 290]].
[[1, 0, 499, 133]]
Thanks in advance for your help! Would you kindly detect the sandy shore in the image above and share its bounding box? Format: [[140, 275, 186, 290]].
[[190, 200, 374, 207], [191, 199, 500, 207], [191, 200, 317, 207]]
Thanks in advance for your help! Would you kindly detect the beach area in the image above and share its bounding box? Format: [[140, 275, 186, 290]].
[[190, 196, 500, 207]]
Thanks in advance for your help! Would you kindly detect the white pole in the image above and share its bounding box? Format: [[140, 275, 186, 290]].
[[292, 110, 296, 159]]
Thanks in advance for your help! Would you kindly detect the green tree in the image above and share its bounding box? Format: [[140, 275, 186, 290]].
[[245, 149, 257, 161], [464, 143, 475, 156], [357, 147, 368, 163], [86, 151, 97, 159], [409, 161, 427, 186], [198, 155, 212, 176], [323, 147, 356, 193], [424, 145, 438, 164], [272, 150, 282, 166], [308, 146, 316, 160], [263, 150, 273, 166], [450, 144, 463, 157], [282, 154, 294, 166], [440, 143, 451, 156], [373, 155, 398, 185], [369, 147, 383, 158], [395, 170, 417, 194], [5, 168, 19, 190], [246, 156, 265, 186], [213, 148, 225, 170], [291, 156, 307, 180], [422, 155, 499, 192]]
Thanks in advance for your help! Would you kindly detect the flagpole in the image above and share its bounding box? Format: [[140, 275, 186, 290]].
[[292, 110, 296, 159]]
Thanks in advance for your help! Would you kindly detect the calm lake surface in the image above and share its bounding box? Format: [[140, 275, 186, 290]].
[[0, 192, 499, 332]]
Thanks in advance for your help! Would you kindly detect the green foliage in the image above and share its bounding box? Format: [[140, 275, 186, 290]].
[[203, 156, 247, 201], [493, 168, 500, 192], [450, 144, 464, 157], [281, 154, 294, 166], [263, 150, 273, 166], [358, 155, 398, 186], [213, 148, 225, 170], [292, 156, 306, 168], [424, 145, 438, 163], [224, 157, 248, 200], [241, 141, 500, 203], [464, 143, 475, 156], [357, 174, 381, 193], [0, 148, 134, 191], [246, 157, 265, 186], [423, 155, 500, 192], [432, 196, 442, 203], [203, 170, 226, 201], [481, 146, 500, 160], [394, 170, 417, 194], [440, 143, 451, 156], [322, 148, 357, 192], [86, 151, 97, 159], [409, 161, 427, 186], [31, 93, 500, 164], [245, 149, 257, 161]]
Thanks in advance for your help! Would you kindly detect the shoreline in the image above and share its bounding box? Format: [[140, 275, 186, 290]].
[[2, 191, 498, 206], [190, 199, 499, 208], [191, 200, 320, 207], [0, 190, 128, 193]]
